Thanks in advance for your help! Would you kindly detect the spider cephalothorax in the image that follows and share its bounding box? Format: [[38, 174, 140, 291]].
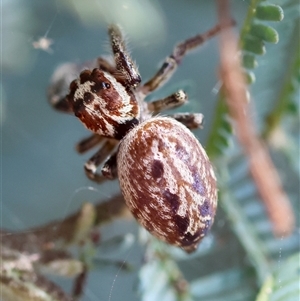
[[48, 22, 232, 252], [67, 68, 140, 139]]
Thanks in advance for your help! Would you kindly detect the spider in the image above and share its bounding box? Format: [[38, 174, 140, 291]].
[[48, 23, 230, 184], [48, 22, 233, 252]]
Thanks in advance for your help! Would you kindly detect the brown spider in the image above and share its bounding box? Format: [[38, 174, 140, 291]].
[[48, 23, 229, 183], [48, 23, 232, 251]]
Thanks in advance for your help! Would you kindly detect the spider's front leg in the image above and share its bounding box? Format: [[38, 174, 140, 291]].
[[142, 20, 235, 94], [47, 61, 99, 113], [108, 24, 141, 88], [47, 63, 80, 113]]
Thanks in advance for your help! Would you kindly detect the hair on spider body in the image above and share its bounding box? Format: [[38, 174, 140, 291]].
[[48, 21, 233, 252]]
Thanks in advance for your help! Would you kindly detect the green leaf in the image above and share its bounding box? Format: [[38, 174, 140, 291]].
[[217, 162, 272, 283], [190, 268, 256, 301], [138, 241, 193, 301], [215, 132, 231, 148], [205, 95, 230, 158], [255, 4, 284, 21], [249, 24, 279, 44], [220, 118, 233, 134], [256, 275, 274, 301], [243, 53, 258, 69], [242, 37, 266, 55], [262, 33, 300, 138], [244, 70, 256, 84], [256, 253, 300, 301]]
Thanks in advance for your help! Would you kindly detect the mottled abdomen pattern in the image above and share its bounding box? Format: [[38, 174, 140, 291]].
[[117, 117, 217, 252]]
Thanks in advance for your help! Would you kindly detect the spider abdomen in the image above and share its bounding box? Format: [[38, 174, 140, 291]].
[[117, 117, 217, 252]]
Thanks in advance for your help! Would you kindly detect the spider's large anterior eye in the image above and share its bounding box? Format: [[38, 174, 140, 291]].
[[103, 82, 110, 89]]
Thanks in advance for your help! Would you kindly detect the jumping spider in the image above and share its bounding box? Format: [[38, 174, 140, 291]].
[[48, 22, 235, 251], [48, 23, 230, 183]]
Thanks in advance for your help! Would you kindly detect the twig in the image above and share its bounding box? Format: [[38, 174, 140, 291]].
[[1, 193, 130, 301], [216, 0, 295, 236], [1, 193, 129, 254]]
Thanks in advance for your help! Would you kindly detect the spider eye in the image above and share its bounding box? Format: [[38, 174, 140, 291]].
[[103, 82, 110, 89]]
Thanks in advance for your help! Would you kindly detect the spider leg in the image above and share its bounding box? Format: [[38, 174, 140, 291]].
[[142, 20, 235, 94], [48, 62, 97, 113], [84, 140, 118, 183], [47, 75, 73, 113], [147, 90, 187, 114], [49, 95, 73, 113], [169, 112, 204, 129], [97, 56, 136, 86], [76, 134, 104, 154], [102, 152, 118, 179], [147, 91, 203, 129], [108, 24, 141, 88]]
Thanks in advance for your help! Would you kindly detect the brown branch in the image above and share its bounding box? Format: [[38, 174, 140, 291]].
[[1, 193, 130, 254], [1, 193, 130, 301], [216, 0, 295, 236]]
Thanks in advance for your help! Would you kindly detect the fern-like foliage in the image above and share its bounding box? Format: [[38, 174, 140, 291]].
[[240, 1, 284, 84], [262, 20, 300, 138], [184, 1, 300, 300], [205, 0, 295, 158], [138, 238, 193, 301]]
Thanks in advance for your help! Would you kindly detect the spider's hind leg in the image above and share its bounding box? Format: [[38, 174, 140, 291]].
[[84, 139, 119, 183], [169, 112, 204, 129], [147, 90, 204, 129], [147, 90, 188, 114], [76, 134, 104, 154], [101, 152, 118, 179]]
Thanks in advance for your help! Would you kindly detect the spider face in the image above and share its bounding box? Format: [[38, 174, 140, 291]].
[[67, 68, 140, 139], [48, 22, 232, 252]]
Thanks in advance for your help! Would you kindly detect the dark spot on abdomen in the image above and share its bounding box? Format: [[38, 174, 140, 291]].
[[182, 228, 202, 246], [192, 170, 206, 196], [198, 200, 214, 235], [198, 199, 212, 217], [163, 189, 179, 213], [174, 215, 189, 234], [151, 160, 164, 178], [175, 143, 189, 162]]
